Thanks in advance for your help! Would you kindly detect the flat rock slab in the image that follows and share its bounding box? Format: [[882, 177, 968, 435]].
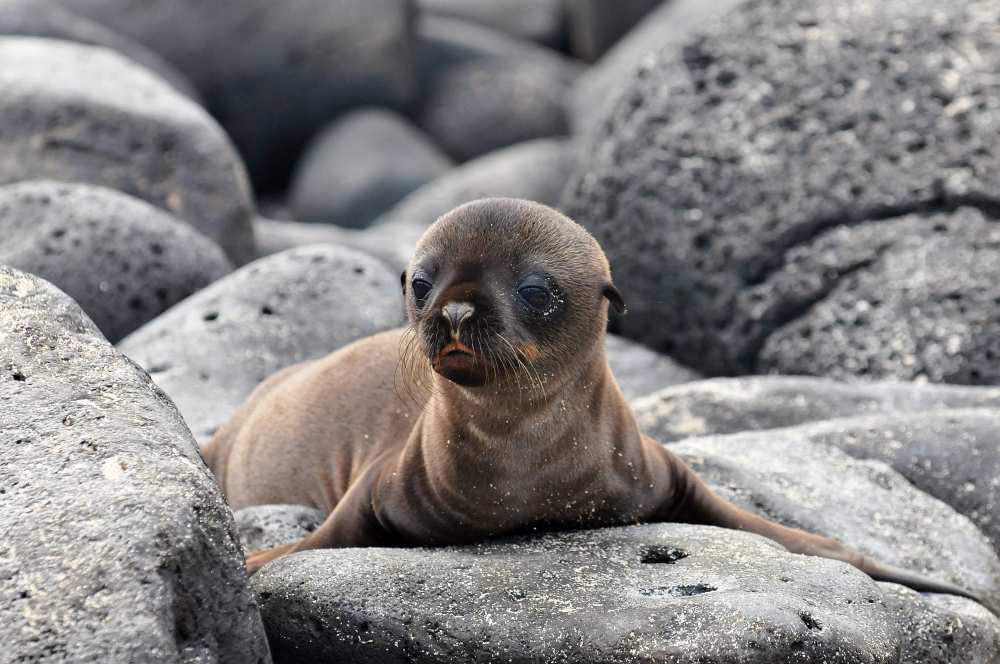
[[0, 267, 268, 662], [563, 0, 1000, 381], [879, 583, 1000, 664], [0, 180, 231, 342], [235, 505, 325, 553], [58, 0, 416, 192], [634, 376, 1000, 440], [415, 0, 565, 48], [368, 139, 578, 269], [671, 435, 1000, 613], [118, 245, 404, 443], [253, 524, 900, 663], [0, 37, 255, 263], [605, 334, 701, 402]]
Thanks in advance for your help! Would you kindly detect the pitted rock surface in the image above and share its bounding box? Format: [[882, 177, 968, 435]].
[[605, 334, 700, 402], [0, 267, 268, 663], [235, 505, 326, 553], [0, 0, 198, 100], [634, 376, 1000, 440], [118, 245, 404, 444], [0, 181, 231, 342], [415, 17, 579, 163], [879, 583, 1000, 664], [0, 37, 255, 264], [252, 525, 900, 663], [289, 109, 452, 228], [563, 0, 1000, 382], [57, 0, 416, 192], [369, 139, 578, 269], [671, 434, 1000, 613]]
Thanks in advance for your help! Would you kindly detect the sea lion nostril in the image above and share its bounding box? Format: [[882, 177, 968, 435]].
[[442, 302, 474, 332]]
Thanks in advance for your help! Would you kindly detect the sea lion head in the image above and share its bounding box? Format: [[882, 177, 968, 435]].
[[401, 198, 625, 393]]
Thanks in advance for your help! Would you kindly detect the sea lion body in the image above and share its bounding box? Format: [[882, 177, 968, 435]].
[[204, 198, 980, 603]]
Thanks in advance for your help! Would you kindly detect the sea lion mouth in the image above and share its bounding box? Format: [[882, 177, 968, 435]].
[[432, 341, 490, 386]]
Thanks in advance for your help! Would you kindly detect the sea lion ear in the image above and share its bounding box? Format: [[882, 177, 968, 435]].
[[400, 270, 407, 294], [603, 283, 627, 315]]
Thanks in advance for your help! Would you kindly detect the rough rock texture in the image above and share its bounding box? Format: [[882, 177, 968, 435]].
[[0, 181, 231, 342], [671, 434, 1000, 612], [633, 376, 1000, 440], [368, 139, 579, 269], [563, 0, 1000, 382], [879, 583, 1000, 664], [235, 505, 325, 553], [415, 0, 566, 48], [0, 267, 269, 662], [564, 0, 663, 62], [253, 525, 900, 663], [0, 0, 198, 100], [571, 0, 747, 132], [605, 334, 700, 402], [0, 37, 255, 264], [415, 16, 579, 163], [118, 245, 404, 443], [289, 109, 452, 228], [57, 0, 416, 192]]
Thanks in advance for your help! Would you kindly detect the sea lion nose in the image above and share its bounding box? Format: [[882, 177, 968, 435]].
[[442, 301, 475, 334]]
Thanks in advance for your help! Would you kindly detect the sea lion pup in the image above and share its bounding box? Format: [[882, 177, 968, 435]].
[[204, 198, 978, 601]]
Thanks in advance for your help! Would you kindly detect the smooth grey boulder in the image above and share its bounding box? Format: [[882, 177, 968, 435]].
[[671, 434, 1000, 612], [879, 583, 1000, 664], [0, 267, 269, 663], [0, 37, 255, 264], [415, 0, 566, 48], [57, 0, 416, 192], [235, 505, 325, 553], [605, 334, 700, 402], [571, 0, 747, 132], [368, 139, 579, 269], [564, 0, 663, 62], [563, 0, 1000, 382], [414, 16, 579, 163], [0, 181, 231, 342], [0, 0, 198, 100], [118, 245, 404, 443], [289, 109, 452, 228], [252, 524, 900, 663], [633, 376, 1000, 440]]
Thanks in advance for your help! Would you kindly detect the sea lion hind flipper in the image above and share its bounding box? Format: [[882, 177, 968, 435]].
[[659, 453, 984, 606]]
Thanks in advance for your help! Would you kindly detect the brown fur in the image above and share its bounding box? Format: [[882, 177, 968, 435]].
[[204, 199, 979, 603]]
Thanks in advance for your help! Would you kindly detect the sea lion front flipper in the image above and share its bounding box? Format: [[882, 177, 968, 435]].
[[656, 450, 983, 604], [244, 462, 390, 575]]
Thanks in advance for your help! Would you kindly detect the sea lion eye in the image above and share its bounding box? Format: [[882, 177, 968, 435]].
[[517, 274, 558, 315], [412, 278, 433, 306]]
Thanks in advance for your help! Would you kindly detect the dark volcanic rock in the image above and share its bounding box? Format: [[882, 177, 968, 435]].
[[289, 109, 452, 228], [564, 0, 663, 62], [563, 0, 1000, 382], [235, 505, 325, 553], [0, 181, 231, 342], [57, 0, 416, 192], [253, 524, 900, 663], [0, 267, 268, 662], [415, 0, 566, 48], [671, 433, 1000, 612], [0, 37, 255, 264], [118, 245, 404, 443], [415, 16, 579, 163], [0, 0, 198, 100], [879, 582, 1000, 664], [633, 375, 1000, 439], [368, 139, 579, 269], [605, 334, 700, 402], [571, 0, 747, 132]]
